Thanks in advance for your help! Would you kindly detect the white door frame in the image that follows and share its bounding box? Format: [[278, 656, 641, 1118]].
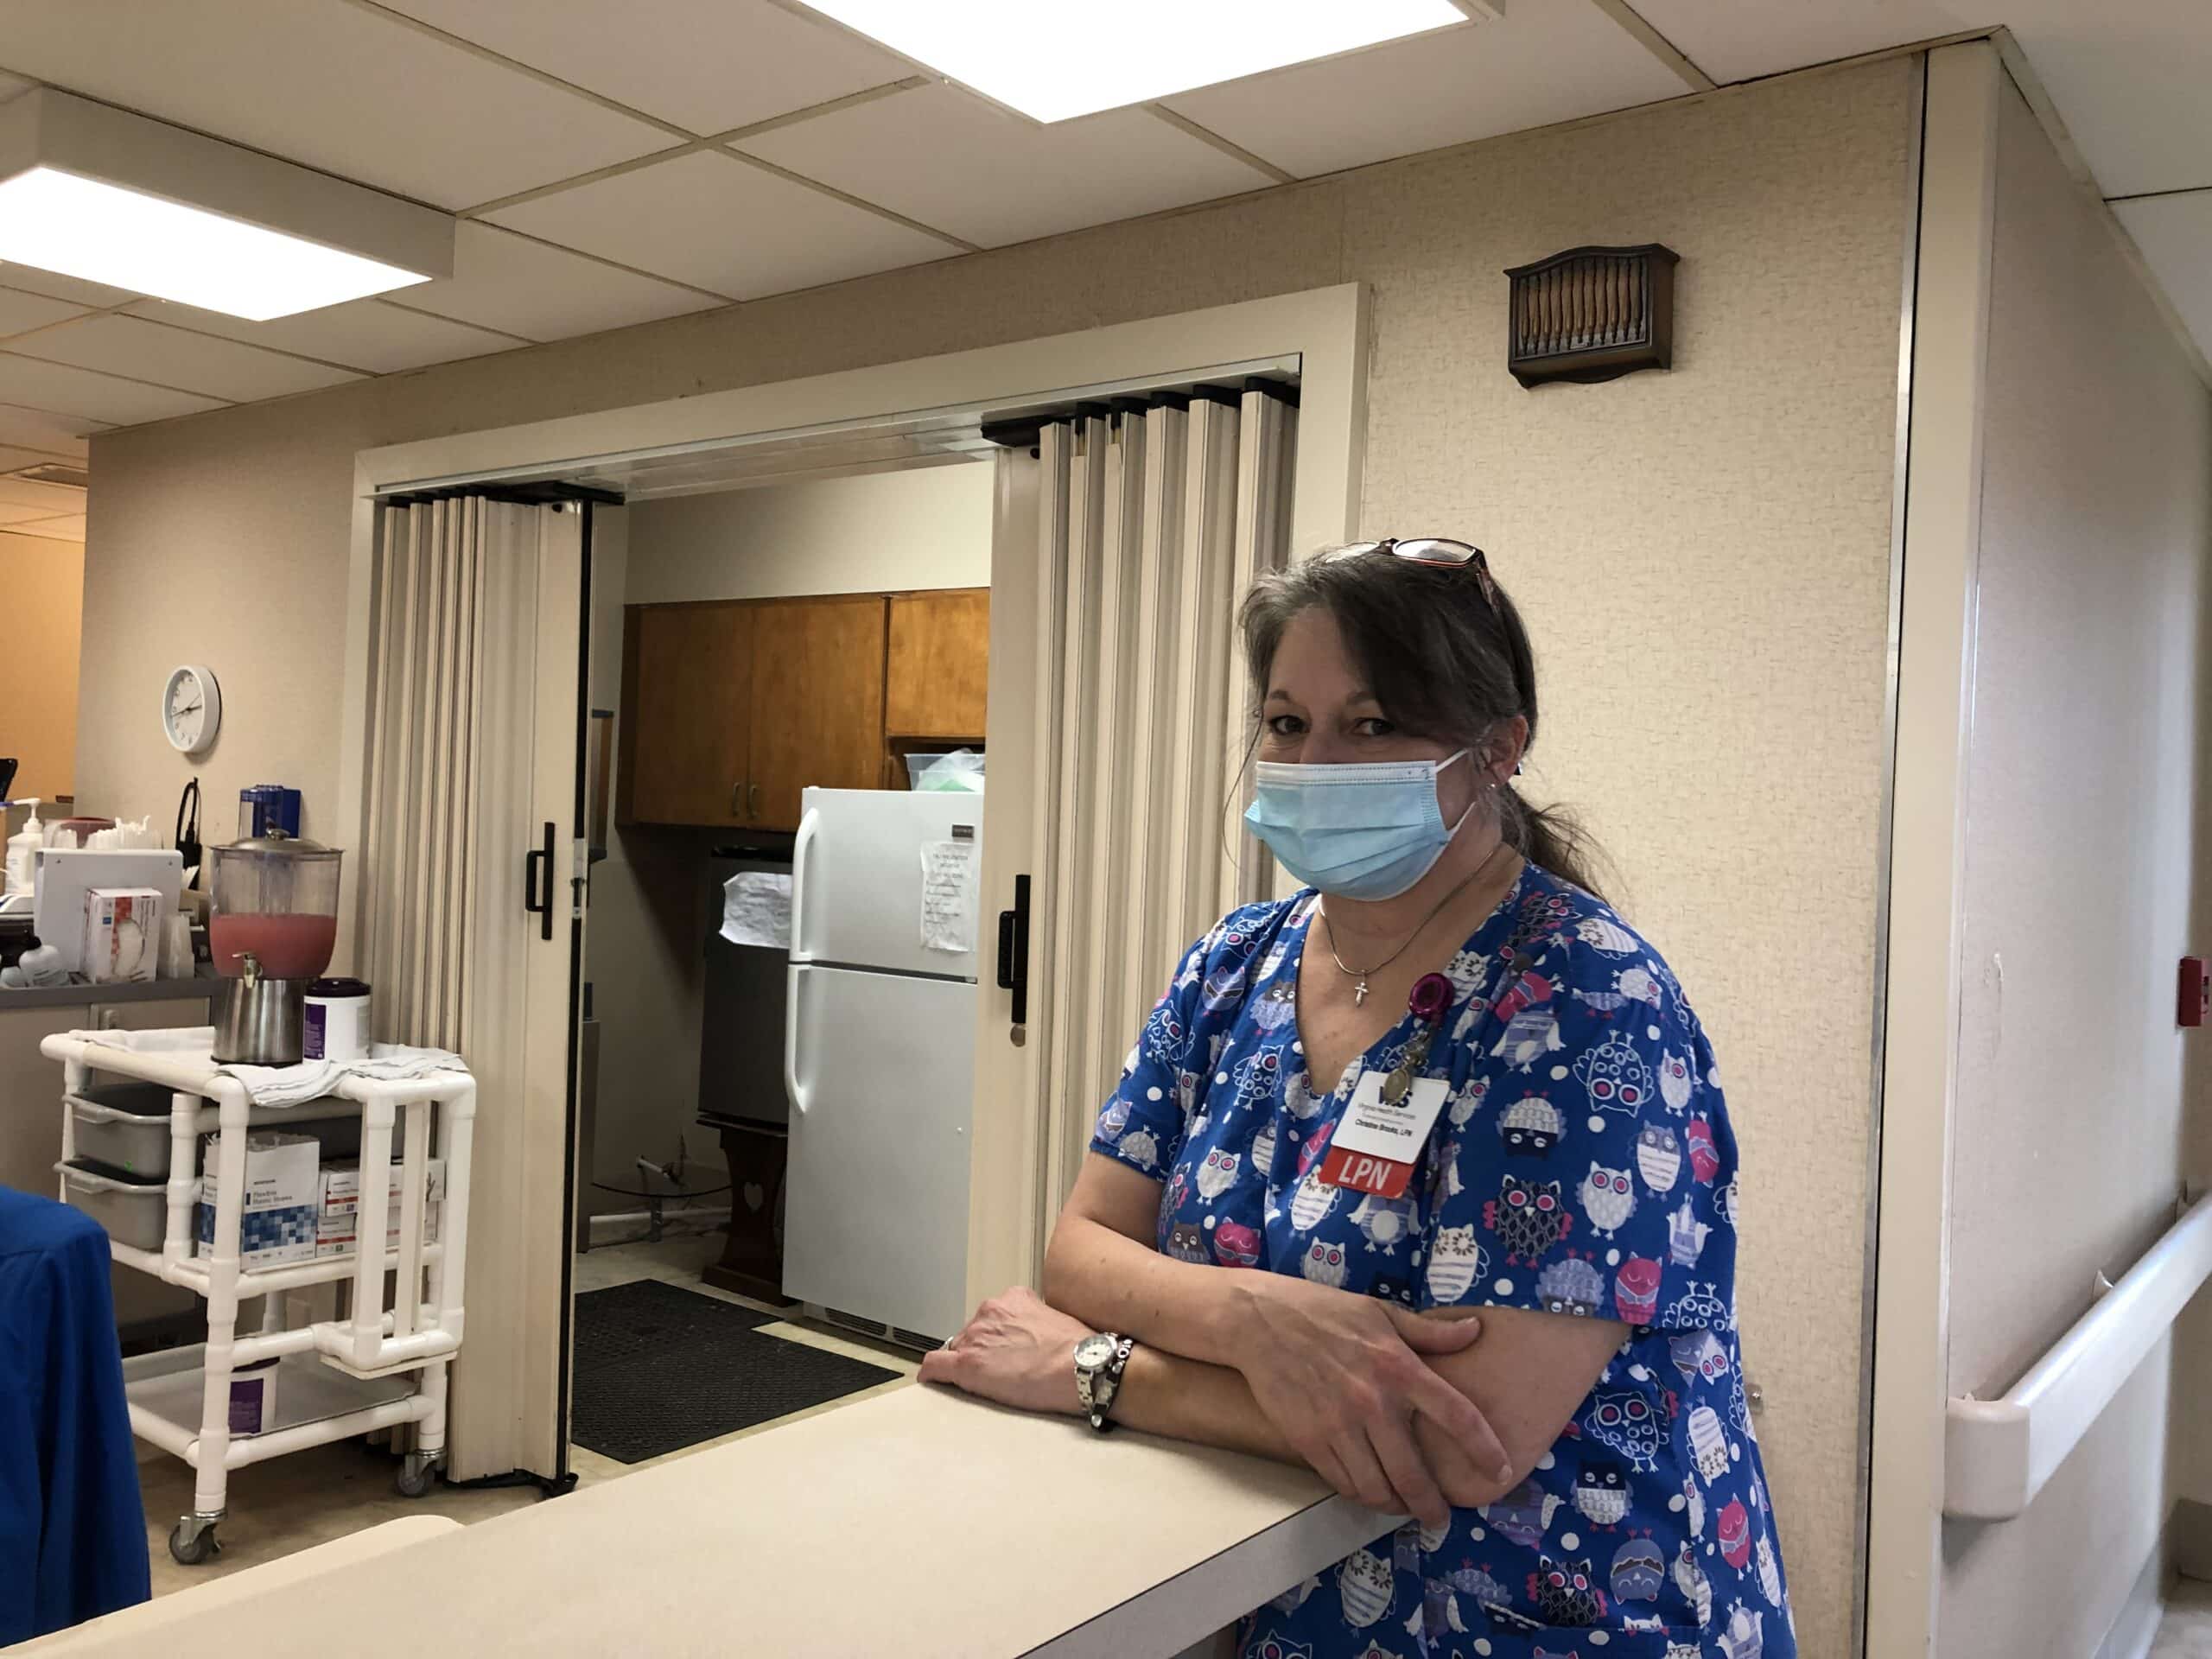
[[1862, 41, 1999, 1658], [332, 285, 1370, 1468]]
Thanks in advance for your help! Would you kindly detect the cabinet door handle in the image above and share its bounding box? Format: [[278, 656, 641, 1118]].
[[731, 781, 742, 819], [749, 782, 761, 818]]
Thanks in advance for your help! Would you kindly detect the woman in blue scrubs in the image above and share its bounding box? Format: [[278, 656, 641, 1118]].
[[921, 541, 1793, 1658]]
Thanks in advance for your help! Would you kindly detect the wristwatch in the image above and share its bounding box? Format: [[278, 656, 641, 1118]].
[[1074, 1332, 1135, 1432]]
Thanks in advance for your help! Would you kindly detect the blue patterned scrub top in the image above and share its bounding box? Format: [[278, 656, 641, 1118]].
[[1090, 865, 1794, 1659]]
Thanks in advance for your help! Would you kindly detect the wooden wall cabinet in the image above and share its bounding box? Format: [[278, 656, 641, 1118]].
[[747, 594, 888, 831], [620, 601, 753, 828], [620, 587, 986, 832], [886, 588, 990, 741]]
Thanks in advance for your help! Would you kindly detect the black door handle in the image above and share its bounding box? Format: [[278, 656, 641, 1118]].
[[996, 874, 1031, 1028], [524, 820, 554, 941]]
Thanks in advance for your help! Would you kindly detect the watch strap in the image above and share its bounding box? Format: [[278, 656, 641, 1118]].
[[1087, 1335, 1136, 1433]]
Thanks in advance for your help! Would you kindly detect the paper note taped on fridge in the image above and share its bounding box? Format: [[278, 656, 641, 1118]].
[[919, 838, 976, 954]]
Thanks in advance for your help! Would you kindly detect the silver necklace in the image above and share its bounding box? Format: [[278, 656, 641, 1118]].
[[1319, 840, 1515, 1006]]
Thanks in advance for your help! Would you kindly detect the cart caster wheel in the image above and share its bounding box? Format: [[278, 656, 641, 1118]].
[[395, 1461, 435, 1498], [168, 1521, 219, 1566]]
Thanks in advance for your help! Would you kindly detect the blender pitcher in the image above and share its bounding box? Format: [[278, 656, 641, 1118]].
[[208, 830, 343, 1064]]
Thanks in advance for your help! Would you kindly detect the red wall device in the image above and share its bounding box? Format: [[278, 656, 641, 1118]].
[[2181, 957, 2209, 1027]]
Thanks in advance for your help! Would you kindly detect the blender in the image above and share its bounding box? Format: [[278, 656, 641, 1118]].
[[207, 830, 343, 1064]]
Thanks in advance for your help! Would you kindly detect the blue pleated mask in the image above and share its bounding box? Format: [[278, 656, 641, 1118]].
[[1243, 750, 1474, 900]]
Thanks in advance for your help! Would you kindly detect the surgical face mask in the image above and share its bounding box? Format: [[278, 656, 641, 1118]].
[[1243, 749, 1475, 901]]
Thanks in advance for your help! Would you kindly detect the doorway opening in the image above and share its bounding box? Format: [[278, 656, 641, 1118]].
[[569, 454, 995, 1473]]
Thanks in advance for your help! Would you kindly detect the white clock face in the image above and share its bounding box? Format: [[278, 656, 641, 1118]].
[[162, 666, 220, 755]]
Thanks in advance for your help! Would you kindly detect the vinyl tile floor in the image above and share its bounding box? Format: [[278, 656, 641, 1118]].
[[143, 1230, 917, 1597]]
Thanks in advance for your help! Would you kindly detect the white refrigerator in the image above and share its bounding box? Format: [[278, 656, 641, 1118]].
[[785, 786, 982, 1346]]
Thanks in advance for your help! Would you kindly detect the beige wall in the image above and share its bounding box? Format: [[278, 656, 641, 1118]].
[[624, 461, 992, 605], [584, 472, 991, 1211], [1, 531, 83, 803], [1935, 74, 2212, 1659], [76, 60, 1916, 1645]]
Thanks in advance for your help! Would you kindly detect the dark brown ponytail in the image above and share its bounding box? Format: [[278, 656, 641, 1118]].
[[1238, 545, 1609, 900]]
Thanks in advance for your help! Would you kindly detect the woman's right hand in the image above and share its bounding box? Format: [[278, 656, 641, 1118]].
[[1227, 1275, 1511, 1529]]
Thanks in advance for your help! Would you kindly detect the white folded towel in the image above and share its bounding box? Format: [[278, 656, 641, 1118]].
[[79, 1027, 467, 1108], [216, 1043, 468, 1108]]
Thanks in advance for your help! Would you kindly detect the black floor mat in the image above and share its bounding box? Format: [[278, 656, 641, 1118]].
[[570, 1280, 900, 1465]]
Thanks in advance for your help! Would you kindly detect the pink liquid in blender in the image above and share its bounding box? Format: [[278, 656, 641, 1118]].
[[211, 912, 338, 980]]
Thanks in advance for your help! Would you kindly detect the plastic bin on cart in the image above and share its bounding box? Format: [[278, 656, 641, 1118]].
[[55, 1159, 168, 1249], [66, 1081, 177, 1176]]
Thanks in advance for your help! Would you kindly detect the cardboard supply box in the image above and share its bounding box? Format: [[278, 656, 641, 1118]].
[[318, 1158, 445, 1220], [194, 1132, 320, 1267], [315, 1160, 445, 1258], [315, 1198, 442, 1258], [83, 887, 162, 983]]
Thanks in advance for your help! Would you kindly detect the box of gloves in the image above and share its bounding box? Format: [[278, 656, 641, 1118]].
[[194, 1132, 320, 1266], [315, 1159, 443, 1258]]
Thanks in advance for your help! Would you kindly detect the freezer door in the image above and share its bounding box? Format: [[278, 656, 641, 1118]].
[[784, 962, 976, 1344], [789, 787, 983, 979]]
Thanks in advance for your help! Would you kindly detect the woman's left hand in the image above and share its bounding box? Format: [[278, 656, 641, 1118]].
[[918, 1286, 1094, 1416]]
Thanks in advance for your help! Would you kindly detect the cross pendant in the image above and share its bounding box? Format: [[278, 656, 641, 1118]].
[[1353, 977, 1369, 1006]]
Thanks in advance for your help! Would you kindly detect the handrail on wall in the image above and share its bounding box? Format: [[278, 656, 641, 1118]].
[[1944, 1190, 2212, 1520]]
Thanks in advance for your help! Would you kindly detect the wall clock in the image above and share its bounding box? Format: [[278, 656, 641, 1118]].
[[162, 664, 222, 755]]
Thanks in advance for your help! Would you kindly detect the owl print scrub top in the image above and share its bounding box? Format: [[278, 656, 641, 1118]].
[[1090, 864, 1794, 1659]]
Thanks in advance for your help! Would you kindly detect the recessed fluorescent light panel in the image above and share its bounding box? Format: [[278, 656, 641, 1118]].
[[800, 0, 1491, 124], [0, 90, 453, 321]]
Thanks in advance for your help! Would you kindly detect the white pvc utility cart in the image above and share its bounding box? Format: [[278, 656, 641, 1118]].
[[41, 1030, 474, 1567]]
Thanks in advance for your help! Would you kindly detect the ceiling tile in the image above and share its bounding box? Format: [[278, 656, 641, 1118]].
[[1627, 3, 2212, 199], [10, 315, 361, 402], [2007, 2, 2212, 197], [738, 84, 1276, 247], [487, 149, 957, 302], [0, 0, 673, 209], [1163, 0, 1691, 179], [0, 403, 98, 458], [2114, 190, 2212, 362], [1624, 1, 1967, 85], [0, 499, 56, 526], [399, 222, 723, 341], [0, 474, 84, 513], [377, 0, 908, 135], [124, 296, 520, 375], [0, 287, 88, 339], [0, 355, 226, 428], [0, 444, 71, 474], [0, 264, 140, 308], [5, 513, 85, 541]]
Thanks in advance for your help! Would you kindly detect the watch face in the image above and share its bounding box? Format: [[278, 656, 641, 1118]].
[[1075, 1335, 1116, 1370]]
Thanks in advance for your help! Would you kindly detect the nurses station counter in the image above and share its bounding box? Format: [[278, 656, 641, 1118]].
[[29, 1384, 1393, 1657]]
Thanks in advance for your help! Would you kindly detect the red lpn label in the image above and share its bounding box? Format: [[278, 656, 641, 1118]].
[[1319, 1145, 1412, 1198]]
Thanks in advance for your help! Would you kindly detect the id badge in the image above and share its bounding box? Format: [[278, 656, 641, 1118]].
[[1318, 1071, 1449, 1198]]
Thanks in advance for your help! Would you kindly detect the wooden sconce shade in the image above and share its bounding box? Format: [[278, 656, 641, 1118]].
[[1504, 244, 1679, 386]]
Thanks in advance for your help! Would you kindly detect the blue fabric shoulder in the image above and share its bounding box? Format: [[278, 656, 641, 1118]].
[[1091, 895, 1305, 1180]]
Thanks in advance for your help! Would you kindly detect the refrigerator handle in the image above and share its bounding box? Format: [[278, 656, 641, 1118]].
[[784, 963, 810, 1116], [789, 805, 821, 961]]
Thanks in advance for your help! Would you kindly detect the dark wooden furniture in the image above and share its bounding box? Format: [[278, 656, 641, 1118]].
[[618, 587, 988, 830]]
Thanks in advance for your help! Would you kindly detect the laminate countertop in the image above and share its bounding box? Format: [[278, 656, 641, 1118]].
[[0, 975, 217, 1013], [31, 1382, 1395, 1657]]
